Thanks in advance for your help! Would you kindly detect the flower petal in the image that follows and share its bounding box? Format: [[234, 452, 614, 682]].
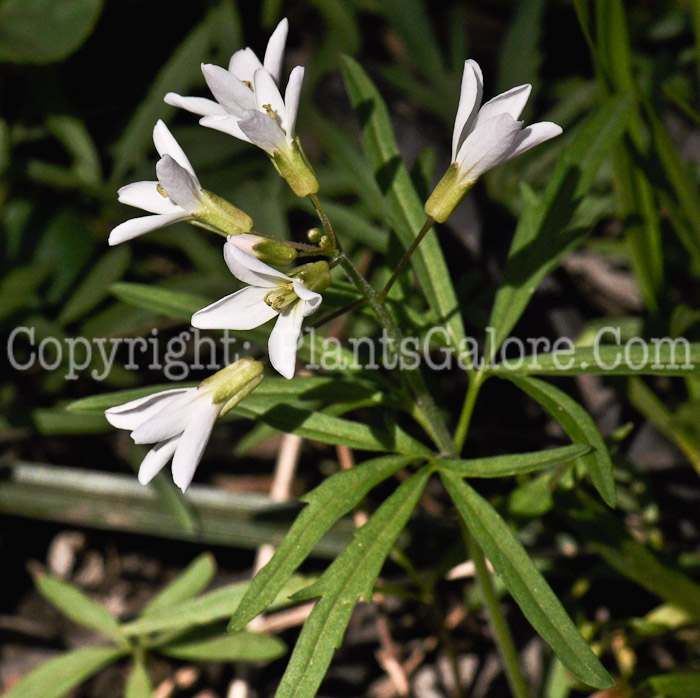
[[253, 68, 287, 129], [138, 437, 180, 485], [223, 240, 290, 288], [109, 212, 189, 246], [452, 59, 484, 161], [268, 300, 306, 379], [105, 389, 190, 431], [118, 181, 181, 215], [156, 155, 202, 214], [199, 114, 252, 143], [171, 402, 220, 492], [228, 47, 264, 84], [238, 109, 287, 155], [291, 279, 322, 315], [191, 286, 278, 330], [130, 390, 202, 445], [263, 18, 288, 84], [455, 113, 523, 181], [152, 120, 196, 177], [284, 66, 304, 142], [503, 121, 563, 161], [164, 92, 227, 117], [474, 83, 532, 130], [202, 64, 256, 116]]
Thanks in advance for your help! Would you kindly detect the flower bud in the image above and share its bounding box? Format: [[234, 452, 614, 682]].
[[288, 260, 332, 294], [307, 227, 323, 243], [199, 357, 264, 417], [424, 163, 475, 224], [229, 233, 298, 266], [196, 190, 254, 236], [271, 139, 319, 198]]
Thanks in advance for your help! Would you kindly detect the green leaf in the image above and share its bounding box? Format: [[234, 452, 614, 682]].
[[2, 646, 125, 698], [34, 573, 123, 641], [159, 628, 286, 662], [628, 377, 700, 479], [0, 0, 103, 63], [505, 375, 616, 507], [437, 444, 590, 478], [440, 472, 613, 689], [234, 394, 429, 455], [58, 247, 131, 326], [124, 656, 152, 698], [559, 489, 700, 620], [123, 575, 309, 637], [274, 467, 431, 698], [0, 262, 50, 324], [487, 343, 700, 377], [110, 282, 209, 321], [648, 672, 700, 698], [484, 94, 634, 364], [339, 55, 466, 351], [230, 455, 414, 631], [142, 553, 217, 617]]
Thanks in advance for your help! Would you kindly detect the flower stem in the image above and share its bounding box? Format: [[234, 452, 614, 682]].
[[309, 193, 341, 255], [453, 370, 486, 455], [336, 251, 454, 455], [377, 216, 435, 302]]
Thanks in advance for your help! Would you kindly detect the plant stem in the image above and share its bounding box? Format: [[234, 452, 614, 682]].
[[377, 216, 435, 302], [452, 376, 531, 698], [462, 522, 532, 698], [336, 252, 454, 454], [309, 193, 341, 254], [453, 370, 486, 454]]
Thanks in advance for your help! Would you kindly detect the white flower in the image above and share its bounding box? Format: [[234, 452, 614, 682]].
[[164, 19, 302, 157], [109, 120, 205, 245], [425, 59, 562, 223], [450, 59, 562, 182], [191, 240, 324, 379], [105, 386, 220, 492], [105, 358, 264, 491]]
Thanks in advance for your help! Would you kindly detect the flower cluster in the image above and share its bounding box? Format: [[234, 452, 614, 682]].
[[105, 18, 561, 491]]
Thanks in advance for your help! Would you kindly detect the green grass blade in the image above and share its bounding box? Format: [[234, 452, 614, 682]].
[[504, 375, 616, 507], [440, 471, 613, 689], [340, 55, 466, 351], [229, 455, 414, 631], [274, 467, 431, 698], [437, 444, 590, 478]]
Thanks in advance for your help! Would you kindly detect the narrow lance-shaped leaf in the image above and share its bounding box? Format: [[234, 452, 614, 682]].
[[504, 375, 616, 507], [2, 646, 126, 698], [34, 573, 123, 641], [123, 575, 310, 637], [484, 93, 634, 364], [230, 455, 415, 631], [440, 471, 613, 689], [124, 655, 153, 698], [486, 343, 700, 377], [340, 55, 466, 352], [142, 552, 217, 617], [437, 444, 590, 478], [274, 467, 431, 698], [159, 628, 286, 662]]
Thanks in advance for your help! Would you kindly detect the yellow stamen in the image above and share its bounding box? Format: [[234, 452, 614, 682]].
[[262, 103, 276, 120], [156, 184, 169, 198]]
